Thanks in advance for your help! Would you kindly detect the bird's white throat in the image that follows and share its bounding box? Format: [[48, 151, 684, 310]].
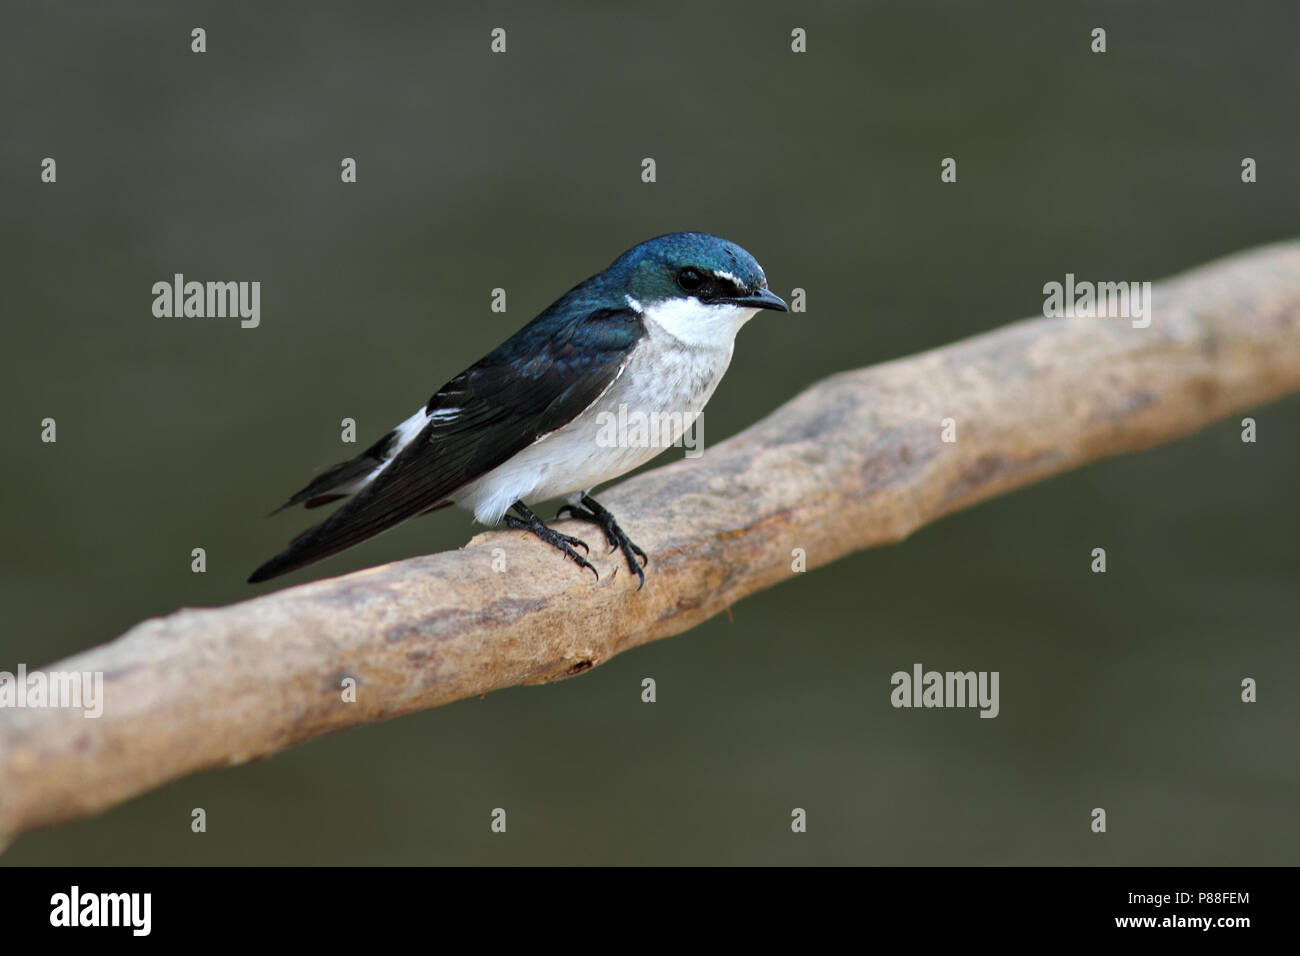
[[633, 296, 759, 348]]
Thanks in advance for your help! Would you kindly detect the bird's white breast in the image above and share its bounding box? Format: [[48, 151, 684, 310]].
[[455, 300, 758, 524]]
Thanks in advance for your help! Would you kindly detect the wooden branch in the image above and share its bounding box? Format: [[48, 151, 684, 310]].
[[3, 240, 1300, 846]]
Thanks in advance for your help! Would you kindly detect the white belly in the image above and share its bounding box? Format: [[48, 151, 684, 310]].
[[455, 319, 740, 524]]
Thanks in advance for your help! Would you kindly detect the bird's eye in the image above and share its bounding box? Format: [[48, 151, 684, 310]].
[[676, 268, 705, 293]]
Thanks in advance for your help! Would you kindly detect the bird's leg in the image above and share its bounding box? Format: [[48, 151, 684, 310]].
[[503, 500, 597, 579], [556, 494, 648, 589]]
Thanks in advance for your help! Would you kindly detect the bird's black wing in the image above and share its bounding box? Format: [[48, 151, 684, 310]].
[[248, 306, 644, 582]]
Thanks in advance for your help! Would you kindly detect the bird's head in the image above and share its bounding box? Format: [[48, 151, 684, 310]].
[[610, 232, 787, 344]]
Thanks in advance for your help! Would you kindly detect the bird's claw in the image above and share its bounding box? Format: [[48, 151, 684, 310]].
[[555, 531, 590, 555], [557, 495, 650, 587], [562, 546, 599, 579], [535, 497, 646, 586], [503, 506, 596, 578]]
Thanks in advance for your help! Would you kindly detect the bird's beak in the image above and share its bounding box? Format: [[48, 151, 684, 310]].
[[724, 288, 789, 312]]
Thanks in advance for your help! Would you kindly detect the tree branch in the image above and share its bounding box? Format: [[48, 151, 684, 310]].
[[3, 240, 1299, 845]]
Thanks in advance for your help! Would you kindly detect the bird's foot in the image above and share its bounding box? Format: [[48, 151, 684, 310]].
[[505, 502, 597, 579], [557, 495, 648, 589]]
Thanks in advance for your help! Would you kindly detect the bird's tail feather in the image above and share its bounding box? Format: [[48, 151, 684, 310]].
[[249, 476, 454, 583], [267, 432, 400, 516]]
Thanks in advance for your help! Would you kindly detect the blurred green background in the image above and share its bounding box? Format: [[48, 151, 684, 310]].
[[3, 0, 1297, 865]]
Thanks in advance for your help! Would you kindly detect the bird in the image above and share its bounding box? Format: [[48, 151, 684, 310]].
[[247, 232, 787, 587]]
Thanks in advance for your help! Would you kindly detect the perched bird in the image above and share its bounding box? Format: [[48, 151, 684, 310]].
[[248, 232, 787, 587]]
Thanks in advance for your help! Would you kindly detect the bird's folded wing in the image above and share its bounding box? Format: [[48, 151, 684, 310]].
[[248, 306, 644, 581]]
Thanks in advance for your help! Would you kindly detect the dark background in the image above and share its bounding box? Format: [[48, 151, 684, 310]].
[[2, 0, 1296, 864]]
